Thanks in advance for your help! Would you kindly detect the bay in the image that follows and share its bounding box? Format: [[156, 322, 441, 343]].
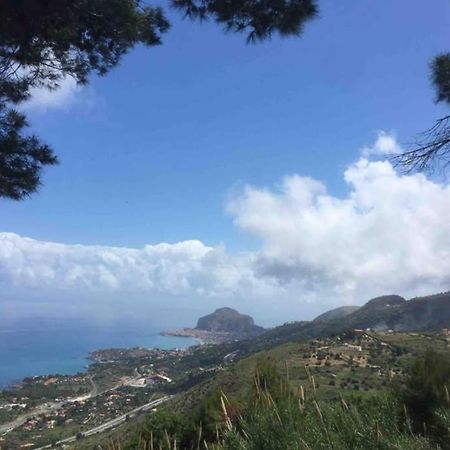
[[0, 317, 196, 389]]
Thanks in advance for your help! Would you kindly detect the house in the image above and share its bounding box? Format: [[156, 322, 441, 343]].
[[154, 374, 172, 383], [145, 374, 173, 384], [344, 343, 362, 352]]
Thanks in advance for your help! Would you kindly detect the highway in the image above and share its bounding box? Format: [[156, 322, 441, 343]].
[[35, 395, 172, 449]]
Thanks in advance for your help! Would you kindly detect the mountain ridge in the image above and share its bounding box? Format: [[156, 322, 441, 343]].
[[235, 291, 450, 354]]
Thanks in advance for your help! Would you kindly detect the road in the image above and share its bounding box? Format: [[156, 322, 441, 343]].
[[0, 382, 97, 435], [0, 401, 65, 435], [0, 374, 136, 436], [35, 395, 172, 449]]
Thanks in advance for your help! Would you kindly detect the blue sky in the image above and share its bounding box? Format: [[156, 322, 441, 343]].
[[2, 0, 449, 248], [1, 0, 450, 324]]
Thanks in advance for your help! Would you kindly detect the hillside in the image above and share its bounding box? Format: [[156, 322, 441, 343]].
[[235, 292, 450, 354], [343, 292, 450, 331], [313, 305, 360, 322], [84, 330, 450, 449], [170, 329, 450, 414], [17, 291, 450, 449]]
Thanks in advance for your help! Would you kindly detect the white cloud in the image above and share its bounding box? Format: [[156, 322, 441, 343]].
[[21, 76, 84, 112], [361, 131, 402, 158], [228, 135, 450, 303], [0, 133, 449, 320], [0, 233, 270, 299]]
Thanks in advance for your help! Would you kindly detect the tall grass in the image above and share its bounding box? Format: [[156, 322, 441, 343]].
[[213, 386, 433, 449], [104, 353, 450, 450], [204, 361, 434, 450]]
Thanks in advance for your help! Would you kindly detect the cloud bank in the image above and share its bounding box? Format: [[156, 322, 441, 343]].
[[1, 134, 449, 319], [0, 234, 267, 297]]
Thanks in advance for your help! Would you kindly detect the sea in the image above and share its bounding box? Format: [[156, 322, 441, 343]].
[[0, 317, 197, 389]]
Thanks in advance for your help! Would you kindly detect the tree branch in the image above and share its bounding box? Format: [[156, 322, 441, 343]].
[[391, 115, 450, 175]]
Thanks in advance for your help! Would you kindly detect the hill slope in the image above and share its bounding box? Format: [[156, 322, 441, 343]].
[[236, 292, 450, 354], [345, 292, 450, 331], [313, 305, 360, 322]]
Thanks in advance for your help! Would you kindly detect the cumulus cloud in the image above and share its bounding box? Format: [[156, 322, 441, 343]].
[[1, 133, 449, 319], [361, 131, 402, 158], [228, 135, 450, 303], [0, 233, 271, 299]]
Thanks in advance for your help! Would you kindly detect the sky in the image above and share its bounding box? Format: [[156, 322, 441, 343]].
[[1, 0, 450, 327]]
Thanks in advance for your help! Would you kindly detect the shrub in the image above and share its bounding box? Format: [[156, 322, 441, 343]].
[[395, 349, 450, 447]]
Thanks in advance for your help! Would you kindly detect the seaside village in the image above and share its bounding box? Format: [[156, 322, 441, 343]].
[[0, 373, 171, 435], [0, 347, 191, 448]]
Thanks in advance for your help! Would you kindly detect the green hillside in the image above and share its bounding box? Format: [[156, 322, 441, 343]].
[[81, 330, 450, 449], [313, 305, 360, 322]]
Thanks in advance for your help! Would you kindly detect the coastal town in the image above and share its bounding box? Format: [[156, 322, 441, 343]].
[[0, 309, 262, 448], [0, 346, 199, 449]]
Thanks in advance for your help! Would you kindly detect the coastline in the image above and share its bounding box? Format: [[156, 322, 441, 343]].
[[162, 328, 253, 345], [0, 332, 197, 392]]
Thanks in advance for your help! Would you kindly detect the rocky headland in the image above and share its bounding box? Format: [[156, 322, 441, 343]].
[[163, 307, 264, 344]]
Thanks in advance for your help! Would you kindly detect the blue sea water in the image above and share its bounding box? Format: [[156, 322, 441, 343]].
[[0, 318, 197, 389]]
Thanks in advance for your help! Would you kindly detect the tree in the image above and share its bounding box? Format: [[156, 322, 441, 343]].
[[432, 54, 450, 105], [396, 350, 450, 447], [0, 0, 170, 200], [393, 54, 450, 174], [0, 0, 318, 200], [0, 104, 56, 199], [172, 0, 318, 42]]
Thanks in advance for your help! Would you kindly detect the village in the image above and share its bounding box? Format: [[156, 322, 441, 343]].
[[0, 346, 198, 449]]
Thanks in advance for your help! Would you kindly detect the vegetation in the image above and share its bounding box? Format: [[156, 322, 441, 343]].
[[171, 0, 317, 42], [73, 330, 450, 450], [215, 388, 431, 450], [394, 53, 450, 173], [396, 350, 450, 448], [0, 103, 57, 200], [0, 373, 90, 406], [100, 347, 450, 450], [3, 298, 450, 448], [241, 293, 450, 353]]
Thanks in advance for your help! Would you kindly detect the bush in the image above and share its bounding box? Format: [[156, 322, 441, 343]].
[[218, 387, 432, 450], [395, 349, 450, 447]]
